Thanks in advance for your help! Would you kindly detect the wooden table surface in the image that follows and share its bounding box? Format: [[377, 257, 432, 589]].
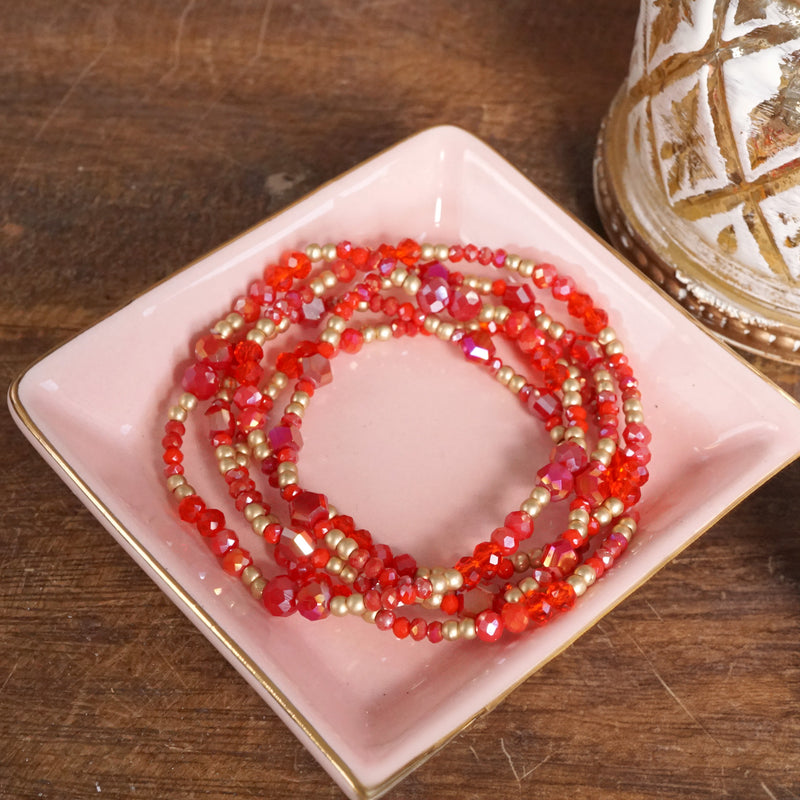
[[3, 2, 799, 798]]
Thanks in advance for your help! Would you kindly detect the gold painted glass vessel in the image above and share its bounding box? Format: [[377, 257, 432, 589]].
[[595, 0, 800, 362]]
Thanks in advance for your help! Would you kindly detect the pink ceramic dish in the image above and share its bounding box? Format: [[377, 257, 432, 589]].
[[9, 126, 800, 800]]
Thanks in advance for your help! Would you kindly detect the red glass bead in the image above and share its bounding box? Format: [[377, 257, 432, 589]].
[[526, 593, 554, 626], [624, 422, 652, 445], [206, 529, 238, 557], [504, 283, 535, 310], [181, 362, 219, 400], [297, 576, 332, 621], [178, 495, 205, 523], [302, 353, 333, 387], [551, 440, 589, 473], [501, 602, 529, 634], [416, 275, 451, 314], [532, 262, 557, 288], [164, 420, 185, 436], [440, 593, 461, 615], [392, 617, 411, 639], [546, 581, 576, 611], [541, 541, 579, 575], [537, 461, 574, 501], [527, 391, 560, 420], [448, 287, 482, 321], [289, 491, 329, 530], [475, 610, 503, 642], [393, 553, 417, 577], [162, 446, 183, 465], [410, 618, 428, 641], [262, 575, 298, 617], [197, 508, 226, 537], [426, 620, 444, 643], [222, 547, 253, 576], [268, 425, 303, 452], [490, 526, 518, 556], [275, 351, 301, 378], [375, 609, 395, 631], [460, 330, 495, 363], [505, 510, 533, 540], [574, 462, 609, 507], [233, 385, 264, 410], [194, 335, 233, 368]]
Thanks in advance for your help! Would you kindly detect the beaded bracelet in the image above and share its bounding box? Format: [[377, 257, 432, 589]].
[[161, 239, 650, 643]]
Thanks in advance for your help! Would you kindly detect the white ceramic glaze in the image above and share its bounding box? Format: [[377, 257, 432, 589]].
[[10, 125, 800, 800]]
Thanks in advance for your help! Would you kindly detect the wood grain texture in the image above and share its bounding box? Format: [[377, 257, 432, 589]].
[[2, 2, 798, 798]]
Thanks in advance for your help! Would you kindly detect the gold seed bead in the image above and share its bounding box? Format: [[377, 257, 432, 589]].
[[403, 274, 422, 295], [390, 267, 408, 287], [179, 392, 198, 411], [505, 254, 521, 271], [326, 557, 344, 575], [376, 324, 393, 341], [434, 244, 449, 261], [235, 453, 248, 467], [423, 316, 440, 333], [327, 315, 346, 333], [327, 504, 338, 518], [291, 390, 310, 408], [429, 573, 447, 595], [564, 426, 586, 441], [213, 320, 234, 338], [597, 437, 616, 454], [243, 503, 266, 522], [604, 497, 625, 518], [362, 326, 376, 343], [613, 524, 634, 542], [620, 516, 637, 534], [570, 522, 588, 539], [508, 374, 526, 394], [226, 312, 245, 330], [321, 243, 337, 261], [550, 322, 566, 340], [444, 569, 463, 590], [324, 529, 345, 550], [284, 402, 304, 418], [605, 340, 624, 356], [574, 564, 597, 586], [466, 320, 481, 331], [596, 380, 615, 394], [623, 398, 642, 413], [562, 378, 581, 393], [381, 277, 393, 290], [271, 372, 288, 390], [495, 365, 514, 386], [478, 305, 495, 323], [570, 508, 590, 525], [276, 461, 296, 475], [340, 566, 357, 584], [549, 425, 566, 442], [442, 620, 460, 641], [235, 440, 249, 454], [536, 314, 552, 331], [530, 486, 551, 506], [479, 277, 493, 294], [305, 243, 322, 261], [598, 327, 617, 345], [518, 258, 534, 278], [346, 593, 365, 615], [494, 305, 510, 324], [626, 410, 645, 424], [247, 429, 266, 447], [362, 609, 378, 624], [436, 321, 455, 341], [518, 577, 540, 596], [249, 577, 266, 601], [173, 484, 195, 500], [416, 566, 431, 579], [240, 565, 261, 587], [320, 270, 337, 289], [337, 537, 358, 560], [459, 618, 477, 640], [265, 385, 279, 400], [319, 329, 340, 347], [218, 457, 237, 475], [512, 552, 530, 572], [420, 243, 435, 260], [356, 300, 370, 312], [566, 574, 588, 597], [166, 474, 186, 491], [215, 444, 235, 460], [464, 276, 479, 289], [592, 450, 612, 466], [256, 318, 277, 338], [423, 593, 443, 609], [309, 278, 325, 296], [277, 474, 297, 489], [593, 506, 613, 526], [251, 516, 271, 536], [562, 391, 582, 407], [246, 329, 267, 345], [329, 595, 348, 616], [594, 369, 612, 382], [168, 405, 187, 422], [504, 587, 524, 604], [520, 499, 543, 518]]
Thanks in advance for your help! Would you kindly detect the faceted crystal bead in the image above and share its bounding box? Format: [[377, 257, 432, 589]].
[[551, 440, 588, 473], [537, 461, 574, 501], [574, 462, 609, 507], [541, 541, 579, 575], [289, 491, 329, 529], [262, 575, 298, 617], [490, 526, 518, 556], [503, 283, 535, 310], [194, 335, 233, 368], [504, 510, 533, 541], [301, 352, 333, 387], [501, 601, 529, 634], [475, 610, 504, 642], [416, 275, 451, 314], [546, 581, 576, 611], [181, 363, 219, 400], [233, 385, 264, 410], [570, 336, 604, 369], [296, 577, 332, 621], [268, 425, 303, 452], [206, 529, 238, 557], [448, 287, 482, 321], [460, 330, 495, 363], [527, 391, 560, 420]]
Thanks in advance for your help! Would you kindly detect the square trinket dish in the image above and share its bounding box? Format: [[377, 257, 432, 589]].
[[9, 125, 800, 800]]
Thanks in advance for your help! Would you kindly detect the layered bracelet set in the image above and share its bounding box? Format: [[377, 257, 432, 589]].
[[160, 238, 650, 644]]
